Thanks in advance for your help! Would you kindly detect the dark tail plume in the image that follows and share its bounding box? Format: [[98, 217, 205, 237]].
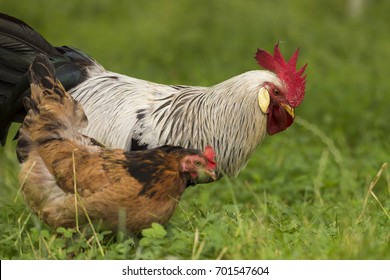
[[0, 13, 95, 145]]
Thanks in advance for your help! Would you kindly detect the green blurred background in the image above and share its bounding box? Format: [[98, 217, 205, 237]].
[[0, 0, 389, 259], [2, 0, 389, 147]]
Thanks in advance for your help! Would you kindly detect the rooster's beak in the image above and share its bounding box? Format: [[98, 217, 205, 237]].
[[280, 103, 295, 118], [258, 87, 270, 114]]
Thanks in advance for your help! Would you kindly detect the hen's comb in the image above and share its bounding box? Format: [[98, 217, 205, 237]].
[[255, 43, 307, 108], [204, 145, 217, 169]]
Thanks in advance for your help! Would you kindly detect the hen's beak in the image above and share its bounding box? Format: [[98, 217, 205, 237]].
[[206, 169, 217, 181], [258, 87, 270, 114], [280, 102, 295, 118]]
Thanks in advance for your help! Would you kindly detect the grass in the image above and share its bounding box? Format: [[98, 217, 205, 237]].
[[1, 0, 389, 259]]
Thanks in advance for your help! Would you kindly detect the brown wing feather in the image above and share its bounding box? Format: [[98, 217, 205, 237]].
[[17, 55, 89, 162]]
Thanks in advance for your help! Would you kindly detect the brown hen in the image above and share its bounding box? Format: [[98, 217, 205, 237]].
[[18, 55, 217, 233]]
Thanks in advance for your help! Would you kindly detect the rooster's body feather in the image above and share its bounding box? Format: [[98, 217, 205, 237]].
[[71, 70, 273, 177]]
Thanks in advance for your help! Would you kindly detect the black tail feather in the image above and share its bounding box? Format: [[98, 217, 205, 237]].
[[0, 13, 96, 145], [0, 13, 60, 57]]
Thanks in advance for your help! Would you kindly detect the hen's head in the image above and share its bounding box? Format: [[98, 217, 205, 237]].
[[181, 145, 217, 182], [255, 43, 307, 135]]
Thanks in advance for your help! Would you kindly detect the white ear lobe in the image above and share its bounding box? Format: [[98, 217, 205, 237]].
[[258, 87, 270, 114]]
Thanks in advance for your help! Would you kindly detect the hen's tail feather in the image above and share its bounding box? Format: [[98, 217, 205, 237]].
[[17, 55, 88, 161], [0, 13, 97, 145]]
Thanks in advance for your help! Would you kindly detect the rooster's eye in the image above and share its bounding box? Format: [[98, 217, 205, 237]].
[[274, 89, 280, 95], [194, 160, 201, 166]]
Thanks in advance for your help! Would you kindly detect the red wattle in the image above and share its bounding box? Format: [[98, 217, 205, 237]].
[[266, 103, 294, 135]]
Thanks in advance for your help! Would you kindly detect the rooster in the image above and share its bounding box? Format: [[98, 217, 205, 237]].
[[18, 54, 217, 233], [0, 13, 307, 180]]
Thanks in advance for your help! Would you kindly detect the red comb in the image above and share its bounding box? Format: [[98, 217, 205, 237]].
[[255, 43, 307, 108], [204, 145, 217, 169]]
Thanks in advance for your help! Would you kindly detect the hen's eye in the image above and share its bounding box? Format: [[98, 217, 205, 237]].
[[274, 89, 280, 95], [194, 160, 201, 166]]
